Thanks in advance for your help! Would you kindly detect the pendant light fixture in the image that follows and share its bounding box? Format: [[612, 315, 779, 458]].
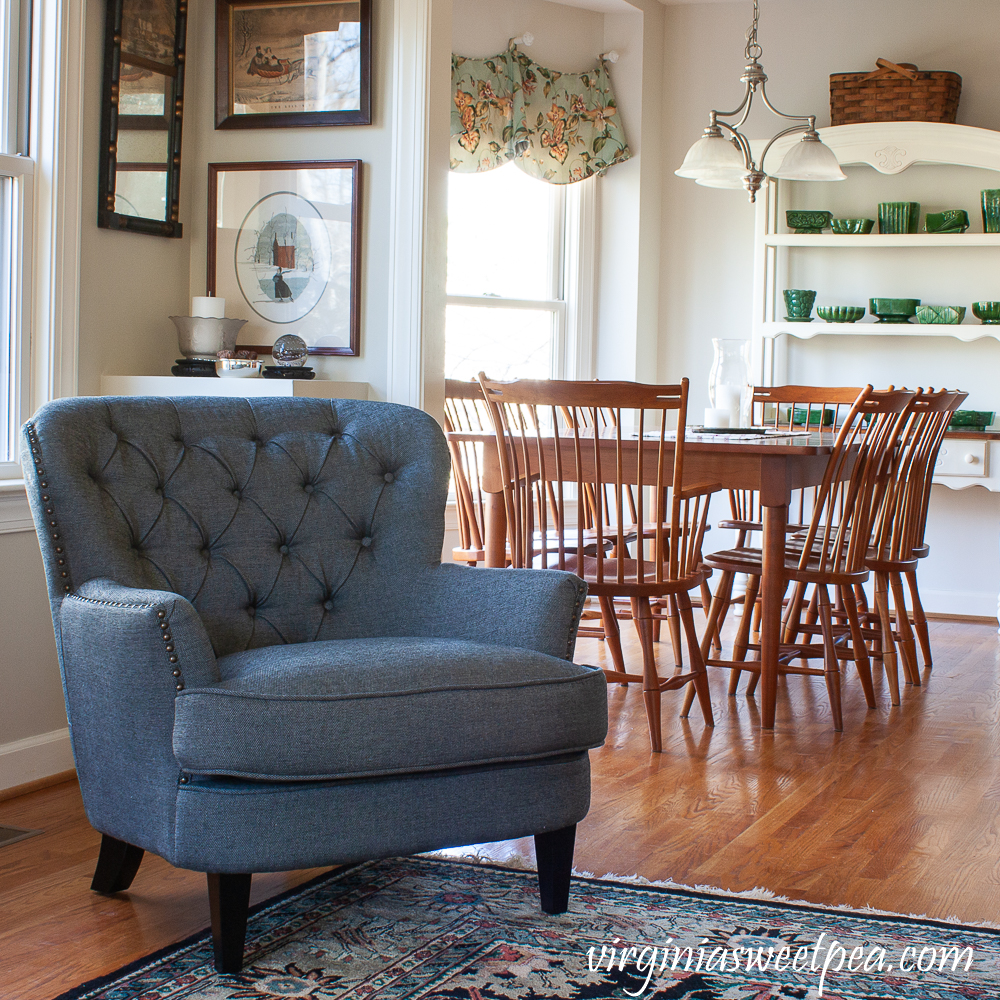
[[675, 0, 846, 202]]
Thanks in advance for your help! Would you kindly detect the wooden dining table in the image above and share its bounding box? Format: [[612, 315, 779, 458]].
[[450, 428, 847, 730]]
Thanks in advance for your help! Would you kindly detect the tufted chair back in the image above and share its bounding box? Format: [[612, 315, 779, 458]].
[[23, 397, 450, 656]]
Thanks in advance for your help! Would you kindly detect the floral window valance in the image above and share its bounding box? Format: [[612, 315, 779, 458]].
[[450, 42, 631, 184]]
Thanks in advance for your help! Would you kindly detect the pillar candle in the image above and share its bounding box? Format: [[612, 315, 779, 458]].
[[192, 296, 225, 319], [704, 408, 730, 428]]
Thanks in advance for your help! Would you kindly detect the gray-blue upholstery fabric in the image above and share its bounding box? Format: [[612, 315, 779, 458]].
[[21, 397, 606, 872], [174, 638, 608, 780]]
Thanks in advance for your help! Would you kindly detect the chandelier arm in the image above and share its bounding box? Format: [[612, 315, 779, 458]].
[[757, 123, 817, 174], [710, 82, 754, 123], [715, 120, 755, 170], [758, 83, 816, 125]]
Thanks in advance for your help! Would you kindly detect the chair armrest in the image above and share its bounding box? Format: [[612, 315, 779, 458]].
[[677, 481, 723, 501], [401, 564, 588, 661], [57, 579, 219, 853]]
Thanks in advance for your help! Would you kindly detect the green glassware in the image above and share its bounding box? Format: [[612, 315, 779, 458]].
[[783, 289, 816, 322], [869, 297, 920, 323], [785, 210, 832, 234], [877, 202, 920, 234], [924, 210, 969, 234], [915, 305, 966, 324], [972, 301, 1000, 323], [816, 305, 866, 323], [982, 191, 1000, 233], [830, 218, 875, 235]]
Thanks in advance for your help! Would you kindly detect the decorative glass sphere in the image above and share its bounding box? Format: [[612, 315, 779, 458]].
[[272, 334, 308, 367]]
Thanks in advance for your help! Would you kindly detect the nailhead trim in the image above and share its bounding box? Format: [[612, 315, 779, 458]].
[[25, 425, 71, 596]]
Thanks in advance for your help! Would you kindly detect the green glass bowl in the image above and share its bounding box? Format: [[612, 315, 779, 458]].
[[830, 218, 875, 235], [869, 297, 920, 323], [972, 301, 1000, 323], [816, 305, 866, 323], [915, 305, 966, 324], [785, 210, 832, 234]]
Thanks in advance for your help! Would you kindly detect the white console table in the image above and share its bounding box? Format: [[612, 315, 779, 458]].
[[100, 375, 371, 400]]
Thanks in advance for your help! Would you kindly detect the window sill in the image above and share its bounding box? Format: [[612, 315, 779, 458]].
[[0, 480, 35, 534]]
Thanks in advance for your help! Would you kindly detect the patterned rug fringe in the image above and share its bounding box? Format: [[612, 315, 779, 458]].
[[421, 849, 1000, 931]]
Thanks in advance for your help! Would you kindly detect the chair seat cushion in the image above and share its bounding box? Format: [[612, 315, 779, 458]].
[[172, 637, 608, 782]]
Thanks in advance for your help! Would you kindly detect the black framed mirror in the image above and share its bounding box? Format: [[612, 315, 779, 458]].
[[98, 0, 187, 238]]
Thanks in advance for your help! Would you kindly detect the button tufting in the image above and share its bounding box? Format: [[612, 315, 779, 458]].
[[303, 483, 314, 494], [279, 544, 289, 555], [232, 488, 241, 499], [361, 536, 373, 548], [247, 606, 256, 617], [323, 600, 334, 611], [383, 472, 395, 484]]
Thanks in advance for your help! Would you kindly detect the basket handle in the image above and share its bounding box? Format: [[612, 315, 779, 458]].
[[861, 57, 919, 81]]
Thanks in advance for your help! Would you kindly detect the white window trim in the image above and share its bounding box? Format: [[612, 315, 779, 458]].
[[0, 0, 84, 532]]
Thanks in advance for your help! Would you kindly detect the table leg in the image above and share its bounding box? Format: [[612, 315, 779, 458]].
[[484, 491, 507, 568], [760, 503, 788, 729]]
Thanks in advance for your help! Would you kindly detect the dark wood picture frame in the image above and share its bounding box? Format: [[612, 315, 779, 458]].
[[207, 160, 362, 357], [215, 0, 372, 129], [98, 0, 187, 237]]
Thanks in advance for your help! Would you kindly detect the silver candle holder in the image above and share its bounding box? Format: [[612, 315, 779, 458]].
[[169, 316, 248, 361]]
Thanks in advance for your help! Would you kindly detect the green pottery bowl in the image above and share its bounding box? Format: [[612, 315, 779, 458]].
[[790, 406, 834, 427], [869, 297, 920, 323], [924, 210, 970, 234], [972, 301, 1000, 323], [816, 305, 866, 323], [830, 218, 875, 235], [915, 305, 966, 324], [785, 210, 832, 234], [949, 409, 995, 430]]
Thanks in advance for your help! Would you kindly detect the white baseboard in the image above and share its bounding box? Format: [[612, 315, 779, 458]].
[[0, 728, 74, 793], [917, 589, 999, 620]]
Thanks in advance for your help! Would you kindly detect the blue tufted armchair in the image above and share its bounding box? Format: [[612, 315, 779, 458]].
[[22, 397, 607, 972]]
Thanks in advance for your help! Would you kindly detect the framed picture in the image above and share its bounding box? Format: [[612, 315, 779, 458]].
[[208, 160, 362, 356], [215, 0, 371, 128]]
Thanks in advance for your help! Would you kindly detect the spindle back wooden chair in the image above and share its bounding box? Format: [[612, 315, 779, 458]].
[[443, 379, 493, 565], [711, 386, 865, 653], [478, 374, 720, 752], [694, 386, 916, 730]]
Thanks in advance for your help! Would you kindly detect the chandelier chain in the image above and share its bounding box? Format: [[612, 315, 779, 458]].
[[744, 0, 762, 61]]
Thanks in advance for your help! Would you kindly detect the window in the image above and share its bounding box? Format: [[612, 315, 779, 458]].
[[0, 0, 30, 475], [445, 163, 594, 383]]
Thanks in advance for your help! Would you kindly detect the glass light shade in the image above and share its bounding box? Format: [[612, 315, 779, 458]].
[[772, 137, 846, 182], [695, 169, 748, 189], [675, 132, 745, 180]]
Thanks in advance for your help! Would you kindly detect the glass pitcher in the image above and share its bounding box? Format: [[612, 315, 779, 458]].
[[707, 339, 752, 428]]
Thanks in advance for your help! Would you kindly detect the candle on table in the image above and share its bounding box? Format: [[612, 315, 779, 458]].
[[192, 296, 225, 319], [714, 384, 743, 427], [704, 407, 730, 428]]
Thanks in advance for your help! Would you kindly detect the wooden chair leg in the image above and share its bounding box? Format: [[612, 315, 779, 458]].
[[598, 595, 628, 687], [677, 590, 714, 727], [699, 581, 721, 654], [731, 574, 760, 696], [535, 824, 576, 914], [840, 585, 876, 709], [208, 872, 253, 974], [890, 572, 920, 686], [632, 596, 663, 752], [874, 571, 901, 706], [905, 569, 933, 668], [699, 571, 734, 662], [665, 595, 683, 668], [817, 584, 843, 731], [91, 834, 145, 894], [782, 581, 808, 644]]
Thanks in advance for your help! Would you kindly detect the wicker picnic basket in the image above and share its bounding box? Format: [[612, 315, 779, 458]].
[[830, 57, 961, 126]]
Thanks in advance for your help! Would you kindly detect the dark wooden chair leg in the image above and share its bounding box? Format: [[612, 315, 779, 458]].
[[91, 833, 145, 894], [534, 824, 576, 915], [208, 872, 253, 973]]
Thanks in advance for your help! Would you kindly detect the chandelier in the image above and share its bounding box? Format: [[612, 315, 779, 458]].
[[675, 0, 846, 202]]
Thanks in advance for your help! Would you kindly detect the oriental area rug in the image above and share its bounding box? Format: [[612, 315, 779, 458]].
[[55, 857, 1000, 1000]]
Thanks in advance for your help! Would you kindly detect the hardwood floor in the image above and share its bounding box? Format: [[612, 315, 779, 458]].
[[2, 613, 999, 998]]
